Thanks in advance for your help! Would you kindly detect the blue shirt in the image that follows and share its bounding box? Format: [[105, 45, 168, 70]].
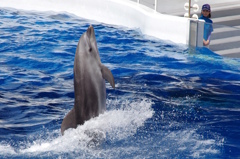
[[199, 15, 213, 41]]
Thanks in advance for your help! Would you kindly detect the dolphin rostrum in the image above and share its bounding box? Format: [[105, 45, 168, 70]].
[[61, 25, 115, 135]]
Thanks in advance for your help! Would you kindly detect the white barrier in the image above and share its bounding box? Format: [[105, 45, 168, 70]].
[[0, 0, 202, 46]]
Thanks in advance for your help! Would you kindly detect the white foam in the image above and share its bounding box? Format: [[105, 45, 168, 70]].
[[162, 129, 221, 158], [0, 144, 16, 155], [0, 98, 223, 158], [18, 99, 154, 156]]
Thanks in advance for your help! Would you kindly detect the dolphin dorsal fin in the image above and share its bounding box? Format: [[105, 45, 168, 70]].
[[101, 64, 115, 88]]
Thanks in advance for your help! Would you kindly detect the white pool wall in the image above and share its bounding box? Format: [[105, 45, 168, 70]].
[[0, 0, 191, 45]]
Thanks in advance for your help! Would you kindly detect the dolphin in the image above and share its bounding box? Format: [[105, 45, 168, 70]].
[[61, 25, 115, 135]]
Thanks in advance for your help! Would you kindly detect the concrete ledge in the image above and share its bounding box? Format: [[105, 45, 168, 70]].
[[213, 27, 239, 33], [211, 36, 240, 45], [214, 15, 240, 23], [217, 48, 240, 55]]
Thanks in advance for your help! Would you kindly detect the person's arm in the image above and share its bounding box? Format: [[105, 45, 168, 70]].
[[203, 34, 211, 46], [203, 39, 210, 46]]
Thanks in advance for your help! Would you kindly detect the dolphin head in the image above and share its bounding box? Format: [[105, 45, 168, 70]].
[[86, 25, 97, 48], [78, 25, 100, 62]]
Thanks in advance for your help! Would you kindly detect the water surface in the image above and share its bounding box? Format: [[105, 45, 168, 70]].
[[0, 8, 240, 158]]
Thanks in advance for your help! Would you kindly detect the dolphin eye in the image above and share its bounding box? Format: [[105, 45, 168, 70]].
[[89, 48, 92, 52]]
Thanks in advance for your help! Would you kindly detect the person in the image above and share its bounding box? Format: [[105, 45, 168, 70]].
[[199, 4, 213, 47]]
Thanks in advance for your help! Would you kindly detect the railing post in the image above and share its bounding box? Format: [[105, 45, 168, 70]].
[[155, 0, 158, 11], [188, 19, 204, 47], [188, 0, 191, 18]]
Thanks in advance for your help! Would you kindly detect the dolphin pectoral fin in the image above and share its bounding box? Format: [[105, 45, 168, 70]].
[[101, 64, 115, 88], [61, 108, 76, 135]]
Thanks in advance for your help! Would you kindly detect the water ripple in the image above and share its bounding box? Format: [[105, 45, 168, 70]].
[[0, 8, 240, 158]]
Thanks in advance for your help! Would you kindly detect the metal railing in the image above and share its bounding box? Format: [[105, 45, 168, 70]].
[[131, 0, 156, 11], [130, 0, 203, 48], [132, 0, 199, 16]]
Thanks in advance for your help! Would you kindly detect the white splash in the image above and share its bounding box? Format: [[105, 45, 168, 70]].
[[0, 144, 16, 155], [0, 98, 223, 158], [19, 99, 154, 155]]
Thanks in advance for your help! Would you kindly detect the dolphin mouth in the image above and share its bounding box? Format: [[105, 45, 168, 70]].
[[87, 25, 95, 39]]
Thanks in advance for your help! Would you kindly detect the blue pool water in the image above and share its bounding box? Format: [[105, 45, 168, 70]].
[[0, 8, 240, 158]]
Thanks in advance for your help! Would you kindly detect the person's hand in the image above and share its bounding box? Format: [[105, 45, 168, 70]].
[[203, 39, 210, 46]]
